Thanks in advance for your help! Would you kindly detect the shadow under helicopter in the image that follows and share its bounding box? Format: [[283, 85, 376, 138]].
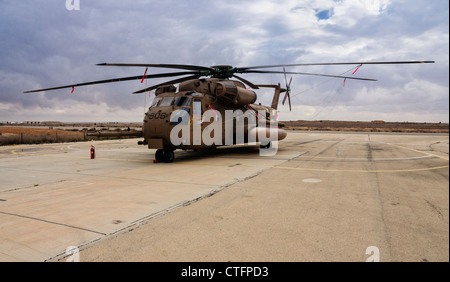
[[155, 144, 290, 163]]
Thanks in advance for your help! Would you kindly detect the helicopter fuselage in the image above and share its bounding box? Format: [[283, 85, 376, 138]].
[[140, 78, 287, 161]]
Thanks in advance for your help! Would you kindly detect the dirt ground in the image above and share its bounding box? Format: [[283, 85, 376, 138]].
[[0, 127, 84, 136], [281, 120, 449, 133], [2, 120, 448, 136], [0, 127, 85, 145], [0, 124, 141, 145]]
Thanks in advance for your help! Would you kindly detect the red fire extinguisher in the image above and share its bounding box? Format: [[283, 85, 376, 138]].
[[90, 145, 95, 159]]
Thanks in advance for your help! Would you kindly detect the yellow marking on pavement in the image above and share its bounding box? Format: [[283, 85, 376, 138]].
[[11, 149, 151, 163], [181, 162, 449, 174], [385, 143, 449, 161], [12, 145, 449, 173], [271, 165, 449, 173]]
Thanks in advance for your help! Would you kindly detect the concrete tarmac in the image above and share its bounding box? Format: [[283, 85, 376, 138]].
[[0, 131, 448, 262]]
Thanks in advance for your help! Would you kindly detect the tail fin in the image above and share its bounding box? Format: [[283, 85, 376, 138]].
[[256, 83, 285, 110], [257, 69, 293, 111]]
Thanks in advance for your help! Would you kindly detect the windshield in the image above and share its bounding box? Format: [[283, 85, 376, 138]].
[[159, 97, 175, 107], [150, 96, 192, 108], [174, 96, 192, 107], [150, 97, 162, 108]]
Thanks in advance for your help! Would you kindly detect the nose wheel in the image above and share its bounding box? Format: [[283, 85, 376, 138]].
[[155, 149, 175, 163], [260, 141, 271, 149]]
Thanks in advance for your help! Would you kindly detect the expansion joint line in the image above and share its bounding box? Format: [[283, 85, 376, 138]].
[[0, 211, 106, 236]]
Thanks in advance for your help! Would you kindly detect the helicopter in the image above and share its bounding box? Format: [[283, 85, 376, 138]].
[[25, 61, 434, 162]]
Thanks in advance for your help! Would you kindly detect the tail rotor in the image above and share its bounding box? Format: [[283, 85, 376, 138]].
[[282, 68, 293, 111]]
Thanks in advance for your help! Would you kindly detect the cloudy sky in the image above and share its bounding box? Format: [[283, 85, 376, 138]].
[[0, 0, 448, 122]]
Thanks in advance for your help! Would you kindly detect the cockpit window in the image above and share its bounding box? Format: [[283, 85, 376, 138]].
[[159, 97, 175, 107], [174, 96, 192, 107], [150, 97, 162, 108], [193, 99, 202, 115]]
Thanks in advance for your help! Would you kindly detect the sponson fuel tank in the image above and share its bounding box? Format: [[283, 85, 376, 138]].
[[248, 126, 287, 142]]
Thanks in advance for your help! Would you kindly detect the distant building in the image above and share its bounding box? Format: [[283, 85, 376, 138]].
[[41, 121, 62, 126]]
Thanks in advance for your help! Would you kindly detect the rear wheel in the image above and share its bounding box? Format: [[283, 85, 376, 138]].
[[162, 150, 175, 163]]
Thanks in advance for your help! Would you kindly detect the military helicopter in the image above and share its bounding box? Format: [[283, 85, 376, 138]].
[[25, 61, 434, 162]]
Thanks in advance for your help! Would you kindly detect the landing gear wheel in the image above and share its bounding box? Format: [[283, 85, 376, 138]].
[[162, 150, 175, 163], [155, 149, 164, 162], [260, 141, 271, 149]]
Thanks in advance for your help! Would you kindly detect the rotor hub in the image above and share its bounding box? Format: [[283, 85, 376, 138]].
[[210, 65, 235, 79]]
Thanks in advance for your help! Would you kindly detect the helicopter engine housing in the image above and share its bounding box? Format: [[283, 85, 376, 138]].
[[215, 81, 257, 106]]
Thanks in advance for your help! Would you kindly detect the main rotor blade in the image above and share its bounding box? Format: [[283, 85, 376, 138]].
[[237, 61, 435, 71], [244, 70, 377, 81], [24, 71, 199, 93], [132, 74, 201, 94], [232, 74, 260, 89], [98, 63, 213, 72]]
